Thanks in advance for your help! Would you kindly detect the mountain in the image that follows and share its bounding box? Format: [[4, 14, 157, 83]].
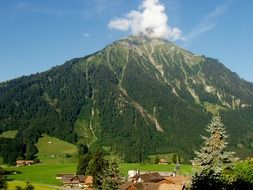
[[0, 36, 253, 163]]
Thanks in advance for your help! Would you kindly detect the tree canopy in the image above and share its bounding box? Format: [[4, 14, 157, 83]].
[[193, 116, 237, 173]]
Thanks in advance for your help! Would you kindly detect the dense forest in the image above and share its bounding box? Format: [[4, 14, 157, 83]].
[[0, 36, 253, 163]]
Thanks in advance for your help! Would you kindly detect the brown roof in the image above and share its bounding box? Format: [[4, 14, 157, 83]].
[[16, 160, 34, 163], [120, 182, 134, 190], [164, 176, 191, 185], [131, 182, 159, 190], [123, 182, 185, 190], [158, 184, 185, 190], [84, 176, 93, 184], [62, 175, 93, 185], [159, 159, 168, 163], [62, 175, 83, 184], [131, 173, 165, 183]]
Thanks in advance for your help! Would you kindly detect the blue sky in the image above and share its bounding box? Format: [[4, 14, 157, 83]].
[[0, 0, 252, 82]]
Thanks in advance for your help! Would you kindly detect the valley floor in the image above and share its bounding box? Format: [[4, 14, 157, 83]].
[[5, 163, 194, 187]]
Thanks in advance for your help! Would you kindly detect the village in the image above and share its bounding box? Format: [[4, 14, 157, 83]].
[[55, 170, 191, 190], [15, 158, 191, 190]]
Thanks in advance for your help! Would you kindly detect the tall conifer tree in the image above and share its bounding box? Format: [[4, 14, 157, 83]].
[[101, 152, 122, 190], [193, 116, 237, 173]]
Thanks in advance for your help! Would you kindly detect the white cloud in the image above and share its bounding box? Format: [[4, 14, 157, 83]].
[[108, 0, 183, 41], [109, 18, 131, 31]]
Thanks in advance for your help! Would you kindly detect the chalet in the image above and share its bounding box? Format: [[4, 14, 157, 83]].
[[130, 172, 166, 183], [164, 176, 191, 187], [158, 159, 168, 165], [128, 170, 173, 180], [121, 182, 185, 190], [121, 173, 190, 190], [61, 175, 93, 189], [56, 173, 75, 180], [16, 160, 34, 167]]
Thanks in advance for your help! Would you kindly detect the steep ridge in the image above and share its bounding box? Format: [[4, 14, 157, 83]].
[[0, 36, 253, 162]]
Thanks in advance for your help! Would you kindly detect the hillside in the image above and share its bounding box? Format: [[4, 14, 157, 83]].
[[0, 36, 253, 163], [35, 134, 77, 164]]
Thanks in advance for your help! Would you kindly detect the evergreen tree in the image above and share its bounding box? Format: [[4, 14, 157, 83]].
[[76, 152, 92, 175], [193, 116, 236, 173], [191, 170, 227, 190], [0, 167, 7, 190], [101, 152, 123, 190], [85, 150, 108, 190]]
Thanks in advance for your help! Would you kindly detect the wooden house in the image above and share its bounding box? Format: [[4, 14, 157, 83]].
[[16, 160, 34, 167], [62, 175, 93, 189], [158, 159, 168, 165]]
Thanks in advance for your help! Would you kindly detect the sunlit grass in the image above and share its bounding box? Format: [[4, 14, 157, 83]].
[[0, 130, 17, 139]]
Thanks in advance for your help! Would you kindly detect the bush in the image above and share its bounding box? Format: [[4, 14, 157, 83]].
[[191, 161, 253, 190], [0, 167, 7, 190], [191, 170, 225, 190]]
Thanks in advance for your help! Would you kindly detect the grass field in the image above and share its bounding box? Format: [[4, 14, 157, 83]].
[[120, 163, 194, 176], [4, 134, 195, 187], [0, 130, 17, 139], [35, 134, 78, 164], [8, 164, 77, 185], [7, 163, 194, 186], [7, 180, 61, 190]]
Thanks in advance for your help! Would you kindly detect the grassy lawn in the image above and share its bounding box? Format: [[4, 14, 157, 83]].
[[120, 163, 194, 176], [203, 102, 226, 115], [4, 134, 195, 187], [35, 134, 78, 164], [0, 130, 17, 139], [7, 180, 61, 190], [6, 134, 78, 186], [8, 164, 77, 185], [7, 163, 194, 186]]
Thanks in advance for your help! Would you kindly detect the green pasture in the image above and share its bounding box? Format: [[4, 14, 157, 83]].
[[120, 163, 194, 176], [35, 134, 78, 164], [7, 163, 194, 186], [8, 164, 77, 185], [7, 180, 61, 190], [4, 134, 195, 186], [0, 130, 17, 139]]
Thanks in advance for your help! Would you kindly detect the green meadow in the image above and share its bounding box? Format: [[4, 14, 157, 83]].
[[35, 134, 78, 164], [0, 130, 17, 139], [7, 163, 194, 186], [4, 134, 194, 187], [7, 180, 61, 190], [8, 164, 76, 185], [120, 163, 194, 176]]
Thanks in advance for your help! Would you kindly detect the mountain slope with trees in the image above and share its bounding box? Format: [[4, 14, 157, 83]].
[[0, 36, 253, 163]]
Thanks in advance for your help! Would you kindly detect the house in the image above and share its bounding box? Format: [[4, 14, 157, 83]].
[[122, 182, 185, 190], [127, 170, 173, 180], [164, 176, 191, 187], [158, 159, 168, 165], [130, 172, 165, 183], [121, 173, 190, 190], [62, 175, 93, 189], [56, 173, 75, 180], [16, 160, 34, 167]]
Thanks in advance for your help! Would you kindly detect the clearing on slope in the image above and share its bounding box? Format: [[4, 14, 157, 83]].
[[35, 134, 78, 164], [0, 130, 17, 139]]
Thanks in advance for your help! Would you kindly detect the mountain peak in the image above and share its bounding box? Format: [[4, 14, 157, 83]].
[[1, 34, 253, 163], [117, 35, 174, 47], [106, 35, 203, 68]]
